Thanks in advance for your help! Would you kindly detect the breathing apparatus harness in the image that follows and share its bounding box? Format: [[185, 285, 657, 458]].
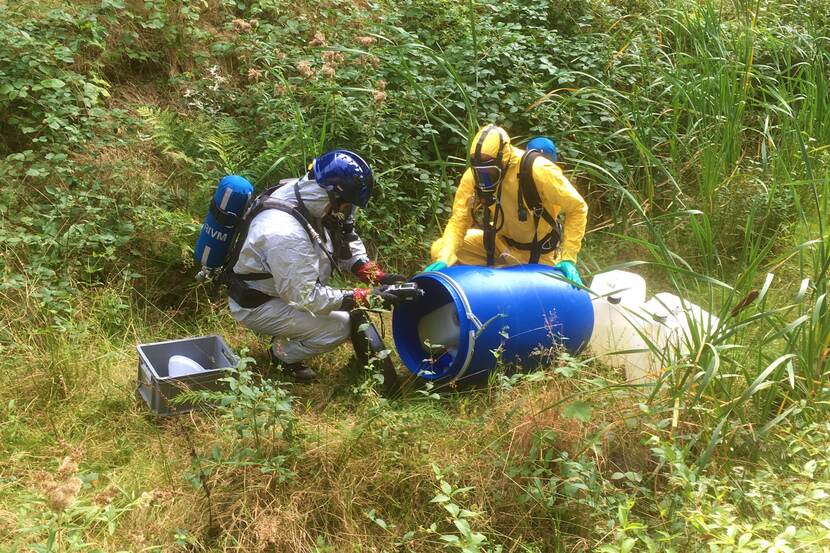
[[470, 126, 507, 267], [220, 177, 347, 308], [513, 149, 562, 264], [470, 128, 562, 266]]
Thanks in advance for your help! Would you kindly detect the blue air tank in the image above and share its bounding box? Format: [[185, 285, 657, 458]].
[[392, 264, 594, 384], [194, 175, 253, 270]]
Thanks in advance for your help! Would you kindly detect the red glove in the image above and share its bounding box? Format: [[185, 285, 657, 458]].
[[354, 261, 406, 285], [352, 287, 371, 307], [355, 261, 384, 283]]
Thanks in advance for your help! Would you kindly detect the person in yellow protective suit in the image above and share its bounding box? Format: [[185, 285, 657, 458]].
[[424, 125, 588, 285]]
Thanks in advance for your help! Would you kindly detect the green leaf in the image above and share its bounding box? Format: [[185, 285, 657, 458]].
[[444, 502, 460, 517], [40, 78, 66, 89], [621, 537, 637, 553], [563, 400, 593, 422], [453, 518, 471, 536]]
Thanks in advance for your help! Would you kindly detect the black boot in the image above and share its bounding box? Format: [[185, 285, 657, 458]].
[[269, 344, 318, 383], [281, 362, 318, 384], [349, 311, 402, 397]]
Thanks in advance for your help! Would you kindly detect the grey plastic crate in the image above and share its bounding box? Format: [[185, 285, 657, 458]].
[[136, 335, 239, 415]]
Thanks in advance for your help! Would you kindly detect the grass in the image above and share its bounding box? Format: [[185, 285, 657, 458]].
[[1, 0, 829, 550]]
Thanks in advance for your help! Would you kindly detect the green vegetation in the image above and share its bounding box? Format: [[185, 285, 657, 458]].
[[1, 0, 828, 551]]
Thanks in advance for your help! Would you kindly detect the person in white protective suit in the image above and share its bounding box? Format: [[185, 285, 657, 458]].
[[224, 149, 415, 384]]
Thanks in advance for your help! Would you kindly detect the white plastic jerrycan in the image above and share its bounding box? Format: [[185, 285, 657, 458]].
[[589, 270, 656, 382], [641, 293, 720, 363]]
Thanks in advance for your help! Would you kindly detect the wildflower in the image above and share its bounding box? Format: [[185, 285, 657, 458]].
[[47, 476, 83, 512], [321, 63, 336, 78], [138, 490, 156, 507], [232, 18, 252, 33], [373, 90, 387, 104], [275, 84, 286, 96], [296, 61, 314, 79], [207, 65, 227, 92], [356, 54, 381, 68], [57, 456, 78, 479], [377, 79, 387, 91], [255, 515, 282, 545], [130, 534, 148, 548], [274, 49, 286, 60], [357, 36, 376, 47], [322, 50, 344, 65], [247, 67, 263, 82], [310, 31, 327, 47], [94, 486, 120, 506]]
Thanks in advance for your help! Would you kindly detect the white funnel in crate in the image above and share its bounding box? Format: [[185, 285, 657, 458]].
[[168, 355, 207, 378]]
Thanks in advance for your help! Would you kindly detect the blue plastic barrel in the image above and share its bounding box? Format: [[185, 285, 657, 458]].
[[194, 175, 253, 269], [392, 264, 594, 384]]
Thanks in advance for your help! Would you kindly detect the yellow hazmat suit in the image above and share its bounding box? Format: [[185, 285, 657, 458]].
[[431, 126, 588, 267]]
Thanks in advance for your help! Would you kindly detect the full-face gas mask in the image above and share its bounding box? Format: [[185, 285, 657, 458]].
[[469, 125, 510, 265], [470, 124, 508, 200], [322, 193, 358, 260]]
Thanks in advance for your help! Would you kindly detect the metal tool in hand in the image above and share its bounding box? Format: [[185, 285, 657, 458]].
[[381, 282, 424, 302]]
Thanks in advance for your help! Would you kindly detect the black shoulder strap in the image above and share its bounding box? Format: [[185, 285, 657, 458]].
[[518, 150, 542, 221], [517, 150, 561, 263], [221, 191, 318, 283]]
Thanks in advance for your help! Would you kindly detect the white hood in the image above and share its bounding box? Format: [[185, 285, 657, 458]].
[[271, 175, 330, 221]]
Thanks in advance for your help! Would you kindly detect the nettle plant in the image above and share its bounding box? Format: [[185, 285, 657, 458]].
[[179, 355, 300, 488], [419, 465, 501, 553]]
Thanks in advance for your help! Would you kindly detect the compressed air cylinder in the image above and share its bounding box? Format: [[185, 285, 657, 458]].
[[392, 264, 594, 384], [194, 175, 253, 269]]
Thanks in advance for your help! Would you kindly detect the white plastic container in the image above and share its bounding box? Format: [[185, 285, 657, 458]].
[[418, 302, 461, 353], [588, 270, 722, 383], [641, 293, 720, 363], [589, 271, 656, 382], [590, 270, 648, 304], [168, 355, 207, 378]]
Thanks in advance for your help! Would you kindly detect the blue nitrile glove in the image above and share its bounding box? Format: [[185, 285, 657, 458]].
[[423, 261, 448, 272], [554, 260, 583, 287]]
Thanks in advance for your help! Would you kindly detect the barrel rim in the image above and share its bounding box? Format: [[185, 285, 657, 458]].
[[421, 271, 482, 383]]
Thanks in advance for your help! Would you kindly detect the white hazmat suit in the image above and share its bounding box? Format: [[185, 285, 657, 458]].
[[228, 176, 369, 364]]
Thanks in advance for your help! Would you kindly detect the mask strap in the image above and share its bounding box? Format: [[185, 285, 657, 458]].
[[472, 125, 506, 193], [473, 125, 505, 166]]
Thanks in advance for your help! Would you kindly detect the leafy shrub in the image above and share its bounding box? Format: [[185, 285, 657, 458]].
[[181, 356, 300, 489]]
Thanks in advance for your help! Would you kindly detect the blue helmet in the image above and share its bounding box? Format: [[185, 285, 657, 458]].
[[527, 137, 557, 162], [312, 149, 374, 208]]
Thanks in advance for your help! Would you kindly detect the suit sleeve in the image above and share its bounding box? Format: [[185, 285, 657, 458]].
[[337, 230, 369, 272], [432, 169, 476, 265], [533, 160, 588, 263]]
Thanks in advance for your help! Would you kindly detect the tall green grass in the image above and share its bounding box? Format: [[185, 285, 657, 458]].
[[549, 3, 830, 465]]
